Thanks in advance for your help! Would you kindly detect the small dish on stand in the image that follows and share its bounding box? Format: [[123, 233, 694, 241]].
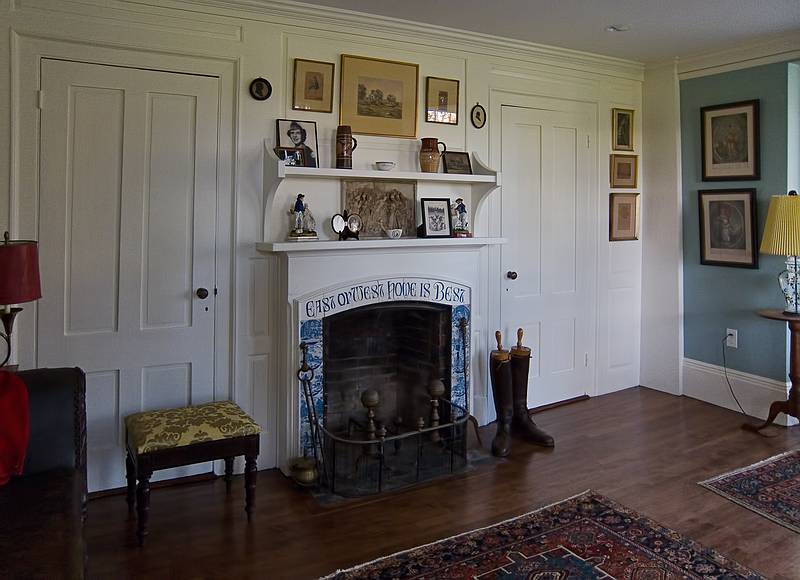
[[375, 161, 395, 171]]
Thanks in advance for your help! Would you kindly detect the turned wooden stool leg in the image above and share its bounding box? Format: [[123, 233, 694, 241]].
[[125, 452, 137, 515], [136, 468, 152, 546], [224, 457, 234, 493], [244, 455, 257, 521]]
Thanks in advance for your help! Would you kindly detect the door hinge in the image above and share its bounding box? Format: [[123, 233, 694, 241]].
[[584, 353, 589, 367], [586, 135, 590, 148], [36, 90, 44, 110], [213, 287, 218, 296]]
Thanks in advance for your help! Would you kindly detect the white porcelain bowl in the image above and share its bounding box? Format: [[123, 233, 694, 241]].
[[375, 161, 395, 171], [385, 228, 403, 239]]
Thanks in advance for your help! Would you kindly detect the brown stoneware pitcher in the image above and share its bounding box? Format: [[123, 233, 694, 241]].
[[419, 137, 446, 173], [336, 125, 358, 169]]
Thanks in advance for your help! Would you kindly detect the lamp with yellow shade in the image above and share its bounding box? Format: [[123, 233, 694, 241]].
[[760, 190, 800, 315]]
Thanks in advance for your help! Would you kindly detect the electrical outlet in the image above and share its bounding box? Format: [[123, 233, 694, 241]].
[[726, 328, 738, 349]]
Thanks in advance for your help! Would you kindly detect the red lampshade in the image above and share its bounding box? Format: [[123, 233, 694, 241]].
[[0, 233, 42, 305]]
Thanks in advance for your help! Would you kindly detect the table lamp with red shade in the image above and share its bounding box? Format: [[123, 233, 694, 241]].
[[0, 231, 41, 368]]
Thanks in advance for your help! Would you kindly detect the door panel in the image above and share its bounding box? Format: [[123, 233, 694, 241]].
[[39, 59, 220, 491], [501, 105, 595, 407]]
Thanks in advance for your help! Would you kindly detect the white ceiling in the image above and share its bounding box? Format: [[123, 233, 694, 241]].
[[301, 0, 800, 62]]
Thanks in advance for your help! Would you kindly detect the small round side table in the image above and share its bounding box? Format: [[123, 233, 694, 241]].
[[743, 309, 800, 431]]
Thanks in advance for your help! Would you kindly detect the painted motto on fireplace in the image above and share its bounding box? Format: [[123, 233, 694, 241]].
[[297, 276, 471, 453]]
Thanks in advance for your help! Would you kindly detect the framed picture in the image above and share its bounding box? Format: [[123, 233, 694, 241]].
[[701, 100, 760, 181], [273, 147, 306, 167], [442, 151, 472, 174], [249, 77, 272, 101], [425, 77, 459, 124], [609, 193, 640, 241], [276, 119, 319, 168], [342, 180, 416, 238], [420, 198, 453, 238], [612, 108, 634, 151], [292, 59, 334, 113], [340, 54, 419, 138], [610, 154, 638, 188], [698, 188, 758, 268]]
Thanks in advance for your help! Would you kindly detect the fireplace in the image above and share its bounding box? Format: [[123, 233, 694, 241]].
[[296, 277, 472, 495]]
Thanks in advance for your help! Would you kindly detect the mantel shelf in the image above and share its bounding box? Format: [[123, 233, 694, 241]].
[[257, 237, 507, 254], [279, 164, 497, 184]]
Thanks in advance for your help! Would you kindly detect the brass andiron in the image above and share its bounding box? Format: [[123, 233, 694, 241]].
[[428, 379, 446, 442], [360, 389, 380, 440]]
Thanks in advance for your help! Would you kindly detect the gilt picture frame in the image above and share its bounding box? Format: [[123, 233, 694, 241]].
[[612, 108, 634, 151], [340, 54, 419, 138], [292, 59, 335, 113], [426, 76, 459, 125], [698, 188, 758, 268], [609, 193, 640, 241], [610, 154, 638, 188], [701, 100, 760, 181]]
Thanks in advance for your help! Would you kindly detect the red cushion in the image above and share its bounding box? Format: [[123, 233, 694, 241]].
[[0, 371, 29, 485]]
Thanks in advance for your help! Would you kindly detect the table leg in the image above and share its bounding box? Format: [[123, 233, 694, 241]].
[[125, 452, 136, 515], [136, 469, 152, 546], [244, 455, 257, 522], [744, 319, 800, 431], [224, 457, 234, 494]]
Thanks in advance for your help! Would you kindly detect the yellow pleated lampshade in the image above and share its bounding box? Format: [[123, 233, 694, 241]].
[[760, 194, 800, 256]]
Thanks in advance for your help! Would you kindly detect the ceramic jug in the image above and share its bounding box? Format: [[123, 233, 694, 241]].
[[336, 125, 358, 169], [419, 138, 446, 173]]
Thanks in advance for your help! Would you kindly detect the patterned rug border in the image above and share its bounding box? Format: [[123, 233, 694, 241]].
[[319, 488, 763, 579], [698, 449, 800, 534], [319, 488, 593, 579]]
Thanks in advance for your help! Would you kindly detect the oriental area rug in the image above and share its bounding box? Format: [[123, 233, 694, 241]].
[[700, 449, 800, 534], [322, 490, 764, 579]]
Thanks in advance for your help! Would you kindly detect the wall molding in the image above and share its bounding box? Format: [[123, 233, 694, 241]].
[[120, 0, 645, 81], [676, 30, 800, 80], [681, 357, 797, 426]]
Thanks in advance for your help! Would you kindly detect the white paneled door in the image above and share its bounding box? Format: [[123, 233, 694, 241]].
[[38, 59, 220, 491], [500, 104, 596, 407]]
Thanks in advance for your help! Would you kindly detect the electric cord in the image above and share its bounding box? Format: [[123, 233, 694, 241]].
[[721, 333, 748, 417]]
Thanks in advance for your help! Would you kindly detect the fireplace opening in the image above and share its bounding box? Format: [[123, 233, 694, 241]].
[[315, 301, 468, 496]]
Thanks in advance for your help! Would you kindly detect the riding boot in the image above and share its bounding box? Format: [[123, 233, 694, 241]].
[[510, 328, 555, 447], [490, 331, 513, 457]]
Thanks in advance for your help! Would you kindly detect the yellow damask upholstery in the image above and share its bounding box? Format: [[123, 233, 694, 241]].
[[125, 401, 261, 454]]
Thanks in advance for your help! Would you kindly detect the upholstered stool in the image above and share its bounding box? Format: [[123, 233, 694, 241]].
[[124, 401, 261, 545]]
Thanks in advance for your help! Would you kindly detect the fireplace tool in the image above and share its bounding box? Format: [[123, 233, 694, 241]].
[[298, 342, 327, 485]]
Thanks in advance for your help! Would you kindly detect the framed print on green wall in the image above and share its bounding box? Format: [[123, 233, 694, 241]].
[[701, 99, 760, 181], [698, 188, 758, 268]]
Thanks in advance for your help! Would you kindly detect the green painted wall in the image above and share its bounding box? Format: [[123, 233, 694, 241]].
[[681, 62, 792, 381]]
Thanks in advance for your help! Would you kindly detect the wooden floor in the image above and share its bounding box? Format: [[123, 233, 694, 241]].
[[86, 387, 800, 579]]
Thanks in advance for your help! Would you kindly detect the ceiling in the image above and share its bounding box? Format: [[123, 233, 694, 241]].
[[301, 0, 800, 62]]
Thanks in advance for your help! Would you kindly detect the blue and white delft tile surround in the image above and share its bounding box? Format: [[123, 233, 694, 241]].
[[298, 277, 471, 454]]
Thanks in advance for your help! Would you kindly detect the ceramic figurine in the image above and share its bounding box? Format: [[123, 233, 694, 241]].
[[451, 197, 470, 235], [288, 194, 318, 240]]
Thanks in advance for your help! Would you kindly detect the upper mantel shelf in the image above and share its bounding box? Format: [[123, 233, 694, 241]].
[[257, 237, 507, 254], [278, 164, 498, 184]]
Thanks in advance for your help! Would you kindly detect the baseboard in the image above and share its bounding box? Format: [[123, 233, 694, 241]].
[[681, 358, 798, 426]]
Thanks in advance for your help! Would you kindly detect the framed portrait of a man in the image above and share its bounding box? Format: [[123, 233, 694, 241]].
[[292, 59, 334, 113], [701, 100, 760, 181], [612, 108, 634, 151], [698, 188, 758, 268], [276, 119, 319, 168]]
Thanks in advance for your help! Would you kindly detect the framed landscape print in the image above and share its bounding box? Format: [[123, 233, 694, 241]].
[[698, 188, 758, 268], [610, 154, 638, 188], [276, 119, 319, 167], [340, 54, 419, 138], [701, 100, 759, 181], [426, 77, 459, 124], [293, 59, 334, 113], [612, 108, 634, 151], [342, 179, 416, 238], [442, 151, 472, 174], [609, 193, 640, 241], [420, 198, 453, 237]]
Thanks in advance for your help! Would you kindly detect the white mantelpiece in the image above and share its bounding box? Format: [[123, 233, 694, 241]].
[[258, 239, 503, 473]]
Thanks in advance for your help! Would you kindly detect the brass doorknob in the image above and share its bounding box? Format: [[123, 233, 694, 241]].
[[196, 288, 209, 299], [506, 271, 518, 280]]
